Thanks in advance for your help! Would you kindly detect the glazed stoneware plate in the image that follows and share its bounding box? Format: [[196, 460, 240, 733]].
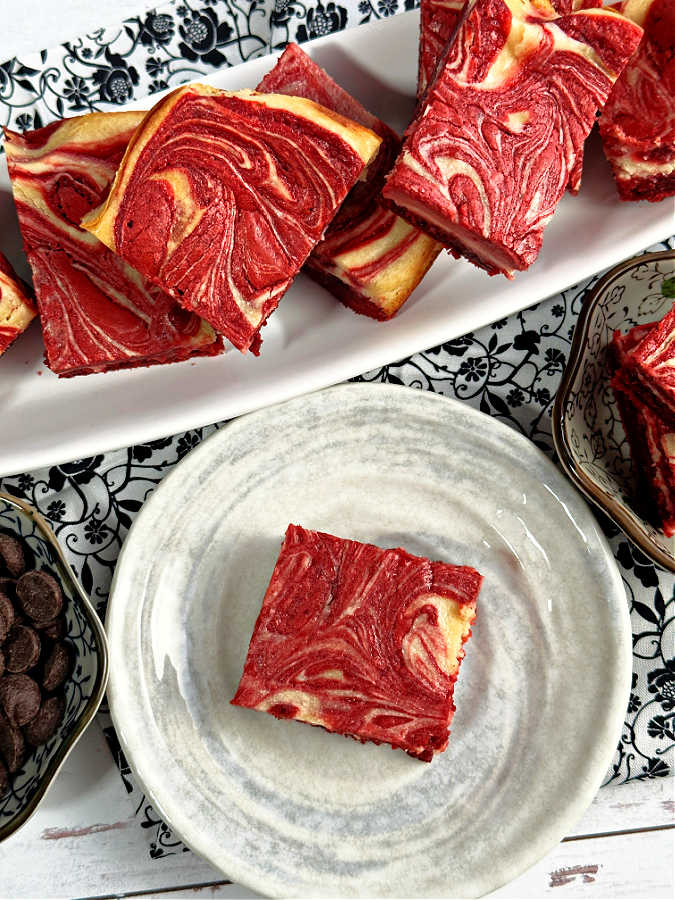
[[0, 10, 672, 477], [553, 250, 675, 572], [107, 383, 631, 898]]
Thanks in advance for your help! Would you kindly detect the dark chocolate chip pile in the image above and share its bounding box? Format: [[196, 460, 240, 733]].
[[0, 532, 71, 798]]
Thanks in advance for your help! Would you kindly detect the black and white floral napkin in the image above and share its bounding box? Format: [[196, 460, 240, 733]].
[[0, 0, 412, 132], [0, 0, 672, 861]]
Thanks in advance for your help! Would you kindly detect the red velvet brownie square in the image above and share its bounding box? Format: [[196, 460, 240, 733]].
[[611, 324, 675, 536], [416, 0, 601, 194], [599, 0, 675, 203], [416, 0, 603, 193], [4, 113, 222, 377], [232, 524, 482, 761], [0, 252, 36, 357], [82, 86, 382, 352], [417, 0, 603, 100], [257, 44, 441, 320], [383, 0, 643, 277], [615, 303, 675, 428]]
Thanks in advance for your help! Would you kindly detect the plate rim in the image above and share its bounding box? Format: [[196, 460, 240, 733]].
[[107, 381, 632, 898]]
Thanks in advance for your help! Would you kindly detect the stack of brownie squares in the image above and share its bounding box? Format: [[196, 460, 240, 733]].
[[1, 0, 672, 378], [611, 308, 675, 536]]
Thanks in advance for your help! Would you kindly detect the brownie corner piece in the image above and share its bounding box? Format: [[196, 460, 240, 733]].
[[4, 112, 222, 376], [382, 0, 643, 276], [0, 252, 36, 357], [232, 524, 482, 761]]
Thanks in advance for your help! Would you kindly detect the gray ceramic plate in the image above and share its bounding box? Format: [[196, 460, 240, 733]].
[[107, 383, 631, 898], [553, 250, 675, 572]]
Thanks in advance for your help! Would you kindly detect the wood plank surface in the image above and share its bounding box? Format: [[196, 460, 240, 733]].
[[0, 725, 672, 899]]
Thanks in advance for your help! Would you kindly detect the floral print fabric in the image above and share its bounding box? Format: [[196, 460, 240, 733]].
[[0, 0, 420, 132]]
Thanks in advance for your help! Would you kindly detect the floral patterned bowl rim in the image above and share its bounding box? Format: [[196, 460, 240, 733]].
[[552, 249, 675, 574], [0, 491, 109, 843]]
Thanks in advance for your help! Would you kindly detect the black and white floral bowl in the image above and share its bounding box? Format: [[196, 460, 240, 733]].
[[553, 249, 675, 572], [0, 492, 109, 842]]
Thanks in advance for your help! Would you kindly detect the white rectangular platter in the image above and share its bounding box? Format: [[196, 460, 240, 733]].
[[0, 9, 672, 477]]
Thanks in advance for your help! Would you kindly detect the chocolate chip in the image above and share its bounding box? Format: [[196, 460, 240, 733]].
[[0, 674, 41, 726], [0, 708, 26, 772], [23, 695, 65, 747], [4, 625, 41, 674], [35, 616, 66, 641], [16, 571, 63, 623], [42, 643, 71, 692], [0, 649, 4, 679], [0, 577, 16, 599], [0, 756, 8, 796], [0, 591, 15, 644], [0, 535, 25, 578]]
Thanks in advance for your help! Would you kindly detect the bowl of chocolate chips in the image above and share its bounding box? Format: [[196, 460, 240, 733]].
[[0, 492, 108, 842]]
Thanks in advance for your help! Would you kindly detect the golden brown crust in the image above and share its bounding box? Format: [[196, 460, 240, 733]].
[[360, 235, 442, 316], [4, 111, 146, 161], [0, 268, 36, 340]]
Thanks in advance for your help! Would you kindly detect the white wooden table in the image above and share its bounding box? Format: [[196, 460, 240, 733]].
[[0, 724, 672, 899], [0, 2, 672, 896]]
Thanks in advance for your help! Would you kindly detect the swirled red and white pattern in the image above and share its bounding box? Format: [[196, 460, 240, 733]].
[[0, 252, 36, 358], [613, 301, 675, 433], [257, 43, 442, 320], [383, 0, 643, 277], [599, 0, 675, 203], [4, 114, 222, 377], [416, 0, 603, 195], [611, 322, 675, 537], [81, 86, 382, 352], [232, 524, 482, 761]]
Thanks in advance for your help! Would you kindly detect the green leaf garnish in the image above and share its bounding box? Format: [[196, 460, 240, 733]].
[[661, 276, 675, 298]]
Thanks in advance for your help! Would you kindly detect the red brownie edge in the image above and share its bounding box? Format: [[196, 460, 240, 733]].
[[610, 325, 675, 536], [232, 524, 482, 761]]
